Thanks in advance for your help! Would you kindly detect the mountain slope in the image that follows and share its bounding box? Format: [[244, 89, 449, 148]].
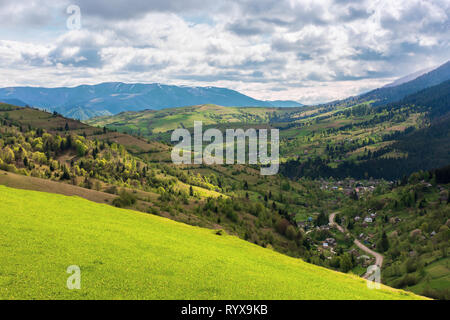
[[0, 98, 27, 106], [0, 185, 424, 299], [280, 79, 450, 180], [86, 104, 300, 135], [383, 66, 435, 88], [0, 82, 299, 120], [361, 60, 450, 106], [323, 60, 450, 109], [265, 100, 304, 107], [393, 79, 450, 119]]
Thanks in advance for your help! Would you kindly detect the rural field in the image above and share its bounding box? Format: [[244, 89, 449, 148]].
[[0, 185, 424, 300]]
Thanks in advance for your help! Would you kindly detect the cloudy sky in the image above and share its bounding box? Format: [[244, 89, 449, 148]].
[[0, 0, 449, 104]]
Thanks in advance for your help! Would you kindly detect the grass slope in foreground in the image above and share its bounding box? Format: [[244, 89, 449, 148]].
[[0, 186, 424, 300]]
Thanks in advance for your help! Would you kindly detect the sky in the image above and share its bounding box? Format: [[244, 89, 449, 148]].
[[0, 0, 449, 104]]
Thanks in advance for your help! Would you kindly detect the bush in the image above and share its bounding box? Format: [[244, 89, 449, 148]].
[[105, 186, 118, 195], [395, 274, 418, 288], [405, 257, 421, 273], [215, 229, 226, 236], [276, 219, 290, 235], [285, 225, 297, 240], [225, 209, 238, 222], [147, 206, 160, 216], [422, 287, 449, 300], [112, 190, 137, 208]]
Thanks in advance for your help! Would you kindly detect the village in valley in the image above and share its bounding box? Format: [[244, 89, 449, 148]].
[[295, 178, 389, 274]]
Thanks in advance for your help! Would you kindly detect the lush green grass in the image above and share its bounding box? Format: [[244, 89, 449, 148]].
[[410, 258, 450, 293], [0, 185, 424, 299], [87, 104, 294, 135]]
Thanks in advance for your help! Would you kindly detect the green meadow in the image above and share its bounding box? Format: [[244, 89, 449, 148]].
[[0, 185, 424, 299]]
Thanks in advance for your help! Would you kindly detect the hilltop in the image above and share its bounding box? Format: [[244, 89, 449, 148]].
[[87, 104, 301, 135]]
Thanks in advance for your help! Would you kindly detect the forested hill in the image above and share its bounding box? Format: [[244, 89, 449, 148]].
[[281, 79, 450, 180], [362, 60, 450, 106], [322, 60, 450, 109], [389, 79, 450, 119]]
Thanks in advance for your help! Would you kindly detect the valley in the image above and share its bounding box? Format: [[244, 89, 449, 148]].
[[0, 61, 449, 300]]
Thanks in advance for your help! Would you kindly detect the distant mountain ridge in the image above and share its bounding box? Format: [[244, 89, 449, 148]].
[[323, 60, 450, 108], [0, 82, 302, 120], [362, 60, 450, 105], [383, 66, 436, 88]]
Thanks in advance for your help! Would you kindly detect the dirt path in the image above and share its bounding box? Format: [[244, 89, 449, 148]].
[[329, 212, 384, 277]]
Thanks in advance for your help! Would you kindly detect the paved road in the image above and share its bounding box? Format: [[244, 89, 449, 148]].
[[329, 212, 384, 277]]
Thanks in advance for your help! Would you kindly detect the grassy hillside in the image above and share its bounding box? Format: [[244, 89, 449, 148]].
[[0, 185, 424, 300], [87, 104, 299, 135]]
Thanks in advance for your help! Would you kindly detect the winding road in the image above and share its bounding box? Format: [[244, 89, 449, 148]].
[[329, 212, 383, 278]]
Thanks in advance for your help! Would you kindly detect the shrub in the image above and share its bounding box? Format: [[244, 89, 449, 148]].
[[395, 274, 418, 288], [276, 219, 290, 235], [105, 186, 118, 195], [285, 225, 297, 240], [226, 209, 238, 222], [112, 190, 137, 208], [215, 229, 226, 236], [147, 206, 160, 216]]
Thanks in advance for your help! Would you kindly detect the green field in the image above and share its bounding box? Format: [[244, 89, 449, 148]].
[[86, 104, 295, 135], [0, 185, 424, 299]]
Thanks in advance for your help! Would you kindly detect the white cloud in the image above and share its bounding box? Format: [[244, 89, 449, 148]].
[[0, 0, 448, 104]]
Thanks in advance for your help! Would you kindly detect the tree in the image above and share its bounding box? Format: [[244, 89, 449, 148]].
[[347, 220, 354, 230], [61, 165, 71, 180], [276, 219, 290, 235], [350, 190, 359, 200], [377, 231, 389, 252], [1, 147, 15, 163], [315, 212, 328, 226], [189, 185, 194, 197], [340, 254, 353, 273], [75, 139, 87, 157], [285, 225, 297, 240]]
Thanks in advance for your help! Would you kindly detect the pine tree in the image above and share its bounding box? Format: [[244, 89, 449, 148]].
[[378, 231, 389, 252]]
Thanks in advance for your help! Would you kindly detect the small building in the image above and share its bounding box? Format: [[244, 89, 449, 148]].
[[296, 221, 306, 228], [364, 217, 373, 223]]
